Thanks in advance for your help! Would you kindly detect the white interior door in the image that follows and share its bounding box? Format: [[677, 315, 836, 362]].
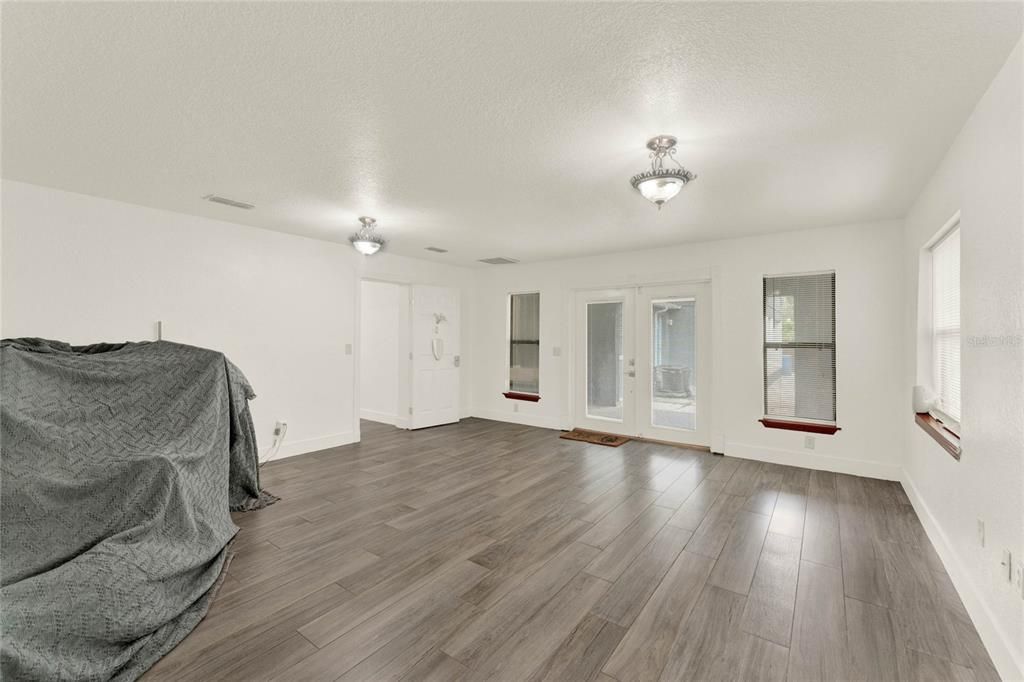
[[636, 283, 711, 446], [574, 289, 636, 436], [410, 284, 460, 429]]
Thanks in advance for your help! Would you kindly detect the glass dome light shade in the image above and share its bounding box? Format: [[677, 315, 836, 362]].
[[636, 175, 685, 207], [350, 238, 382, 255]]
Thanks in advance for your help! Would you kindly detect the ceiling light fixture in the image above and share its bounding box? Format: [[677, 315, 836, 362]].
[[349, 216, 385, 255], [630, 135, 696, 209]]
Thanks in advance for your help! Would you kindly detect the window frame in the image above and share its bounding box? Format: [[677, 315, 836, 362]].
[[504, 291, 541, 401], [926, 218, 961, 437], [759, 270, 839, 435]]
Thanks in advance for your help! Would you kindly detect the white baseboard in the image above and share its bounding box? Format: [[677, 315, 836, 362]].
[[261, 430, 357, 463], [901, 473, 1024, 682], [469, 409, 569, 431], [725, 441, 901, 480], [360, 409, 399, 426]]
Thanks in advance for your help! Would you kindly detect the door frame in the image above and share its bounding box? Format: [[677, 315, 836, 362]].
[[357, 276, 462, 434], [358, 277, 414, 430], [568, 274, 714, 449]]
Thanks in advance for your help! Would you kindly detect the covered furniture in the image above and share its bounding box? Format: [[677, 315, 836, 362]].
[[0, 338, 275, 681]]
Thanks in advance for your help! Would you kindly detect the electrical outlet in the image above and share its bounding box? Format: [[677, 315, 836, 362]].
[[552, 346, 562, 357], [978, 519, 986, 547], [513, 403, 519, 413], [344, 343, 353, 355], [804, 436, 815, 450]]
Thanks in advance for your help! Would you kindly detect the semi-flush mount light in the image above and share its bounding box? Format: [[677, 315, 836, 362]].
[[630, 135, 697, 209], [349, 216, 385, 255]]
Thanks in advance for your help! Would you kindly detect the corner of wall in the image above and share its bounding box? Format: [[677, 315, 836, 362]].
[[897, 36, 1024, 682]]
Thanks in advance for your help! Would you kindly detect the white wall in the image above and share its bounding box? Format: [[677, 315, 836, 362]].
[[471, 219, 906, 480], [901, 39, 1023, 681], [1, 181, 362, 460], [359, 280, 403, 425], [1, 180, 479, 459]]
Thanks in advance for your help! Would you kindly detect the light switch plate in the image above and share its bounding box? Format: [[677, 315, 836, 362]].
[[552, 346, 562, 357]]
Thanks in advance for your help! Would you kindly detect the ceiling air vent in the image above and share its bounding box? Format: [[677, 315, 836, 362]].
[[425, 246, 449, 253], [203, 194, 255, 210], [478, 257, 520, 265]]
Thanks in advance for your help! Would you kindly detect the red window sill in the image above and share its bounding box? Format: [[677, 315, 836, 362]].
[[503, 391, 541, 402], [915, 412, 961, 460], [759, 418, 841, 435]]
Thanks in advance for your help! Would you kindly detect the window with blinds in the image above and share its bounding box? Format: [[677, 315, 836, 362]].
[[931, 225, 960, 430], [763, 272, 836, 423], [509, 293, 540, 394]]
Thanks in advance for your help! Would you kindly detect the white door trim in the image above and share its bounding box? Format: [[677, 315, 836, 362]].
[[356, 277, 412, 430]]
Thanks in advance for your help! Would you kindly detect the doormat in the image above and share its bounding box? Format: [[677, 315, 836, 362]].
[[559, 429, 630, 447]]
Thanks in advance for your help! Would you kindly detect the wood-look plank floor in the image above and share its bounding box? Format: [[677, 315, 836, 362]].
[[145, 418, 1000, 682]]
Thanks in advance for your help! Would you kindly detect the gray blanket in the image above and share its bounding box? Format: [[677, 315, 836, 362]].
[[0, 339, 277, 681]]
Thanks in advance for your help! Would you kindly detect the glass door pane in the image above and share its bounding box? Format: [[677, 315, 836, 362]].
[[650, 298, 696, 430], [586, 301, 624, 421]]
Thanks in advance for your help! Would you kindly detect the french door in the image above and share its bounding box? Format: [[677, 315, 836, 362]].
[[574, 289, 637, 435], [574, 283, 710, 447]]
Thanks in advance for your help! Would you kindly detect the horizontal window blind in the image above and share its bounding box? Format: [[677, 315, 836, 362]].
[[763, 272, 836, 422], [931, 227, 961, 424], [509, 293, 540, 394]]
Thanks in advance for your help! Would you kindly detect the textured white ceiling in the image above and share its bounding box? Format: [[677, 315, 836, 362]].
[[3, 2, 1021, 264]]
